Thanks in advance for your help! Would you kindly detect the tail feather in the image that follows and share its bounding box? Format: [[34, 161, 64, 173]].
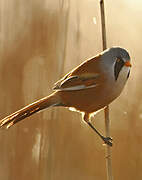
[[0, 93, 60, 128]]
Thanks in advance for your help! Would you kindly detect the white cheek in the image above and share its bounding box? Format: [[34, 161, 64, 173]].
[[117, 66, 130, 83]]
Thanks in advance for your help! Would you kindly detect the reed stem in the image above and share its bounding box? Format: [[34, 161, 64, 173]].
[[99, 0, 113, 179]]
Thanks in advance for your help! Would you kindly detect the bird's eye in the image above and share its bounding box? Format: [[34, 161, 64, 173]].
[[116, 58, 121, 63]]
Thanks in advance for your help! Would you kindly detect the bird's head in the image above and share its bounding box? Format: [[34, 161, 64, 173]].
[[102, 47, 132, 81]]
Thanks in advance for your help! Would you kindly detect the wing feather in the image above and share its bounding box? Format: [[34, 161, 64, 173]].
[[53, 54, 103, 91]]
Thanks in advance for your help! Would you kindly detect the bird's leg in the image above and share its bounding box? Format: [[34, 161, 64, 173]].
[[83, 113, 112, 146]]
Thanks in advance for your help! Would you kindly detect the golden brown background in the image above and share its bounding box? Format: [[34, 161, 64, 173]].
[[0, 0, 141, 179]]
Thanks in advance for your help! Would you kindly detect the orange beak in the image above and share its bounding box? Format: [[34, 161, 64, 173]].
[[125, 61, 132, 67]]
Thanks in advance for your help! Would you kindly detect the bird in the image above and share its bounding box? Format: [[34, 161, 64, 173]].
[[0, 47, 131, 146]]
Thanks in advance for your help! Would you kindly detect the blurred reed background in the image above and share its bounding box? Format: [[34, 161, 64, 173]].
[[0, 0, 141, 179]]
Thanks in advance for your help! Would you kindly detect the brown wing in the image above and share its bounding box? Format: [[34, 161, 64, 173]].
[[53, 54, 104, 91]]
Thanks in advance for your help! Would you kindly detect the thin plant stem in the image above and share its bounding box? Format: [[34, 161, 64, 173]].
[[99, 0, 113, 180], [104, 106, 113, 180], [100, 0, 107, 50]]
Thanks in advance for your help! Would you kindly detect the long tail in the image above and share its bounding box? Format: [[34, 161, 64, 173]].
[[0, 93, 60, 129]]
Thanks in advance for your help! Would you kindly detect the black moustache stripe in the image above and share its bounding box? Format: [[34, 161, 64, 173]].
[[114, 59, 125, 81], [127, 69, 130, 79]]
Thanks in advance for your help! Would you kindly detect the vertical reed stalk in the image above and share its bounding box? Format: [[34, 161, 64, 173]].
[[99, 0, 113, 179]]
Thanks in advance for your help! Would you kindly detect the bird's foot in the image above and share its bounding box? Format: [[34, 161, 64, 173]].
[[102, 137, 113, 147]]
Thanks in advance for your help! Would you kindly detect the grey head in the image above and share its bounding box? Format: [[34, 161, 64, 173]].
[[101, 47, 131, 81], [109, 47, 130, 62], [102, 47, 131, 63]]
